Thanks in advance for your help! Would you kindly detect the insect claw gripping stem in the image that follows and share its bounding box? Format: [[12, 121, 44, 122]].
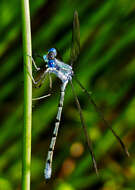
[[27, 54, 40, 71], [27, 55, 51, 100]]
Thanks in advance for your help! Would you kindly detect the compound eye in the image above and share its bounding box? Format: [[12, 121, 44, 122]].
[[48, 52, 55, 59]]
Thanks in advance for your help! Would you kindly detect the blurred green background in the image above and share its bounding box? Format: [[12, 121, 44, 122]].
[[0, 0, 135, 189]]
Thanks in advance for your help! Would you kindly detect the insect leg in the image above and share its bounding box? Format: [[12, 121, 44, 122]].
[[27, 54, 40, 71]]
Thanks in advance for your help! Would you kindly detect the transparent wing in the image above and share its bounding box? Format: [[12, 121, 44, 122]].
[[74, 76, 130, 157], [70, 10, 80, 66], [70, 81, 98, 175], [55, 58, 72, 71]]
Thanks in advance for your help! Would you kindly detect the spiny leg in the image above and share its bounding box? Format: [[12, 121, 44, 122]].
[[27, 63, 51, 100], [36, 69, 53, 88], [29, 54, 53, 99], [27, 54, 49, 86], [27, 55, 41, 85], [32, 94, 51, 101], [27, 54, 40, 71], [74, 76, 130, 157], [32, 69, 52, 100], [70, 81, 98, 175], [44, 81, 68, 180], [26, 66, 38, 85]]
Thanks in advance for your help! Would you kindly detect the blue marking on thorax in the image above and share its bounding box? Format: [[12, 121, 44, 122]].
[[43, 54, 58, 68], [48, 60, 56, 68], [43, 52, 73, 83]]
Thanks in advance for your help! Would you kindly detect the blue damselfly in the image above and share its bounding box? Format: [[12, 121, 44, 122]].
[[28, 11, 129, 180]]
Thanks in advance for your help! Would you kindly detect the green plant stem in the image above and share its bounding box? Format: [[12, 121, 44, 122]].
[[21, 0, 32, 189]]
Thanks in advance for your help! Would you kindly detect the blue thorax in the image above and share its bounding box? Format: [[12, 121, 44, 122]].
[[43, 54, 56, 68], [48, 60, 56, 68]]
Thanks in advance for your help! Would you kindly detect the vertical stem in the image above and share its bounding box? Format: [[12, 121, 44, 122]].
[[21, 0, 32, 189]]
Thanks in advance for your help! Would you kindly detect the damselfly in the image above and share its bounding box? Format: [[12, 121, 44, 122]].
[[29, 11, 129, 180]]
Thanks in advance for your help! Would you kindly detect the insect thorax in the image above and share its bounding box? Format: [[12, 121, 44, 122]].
[[48, 62, 73, 83]]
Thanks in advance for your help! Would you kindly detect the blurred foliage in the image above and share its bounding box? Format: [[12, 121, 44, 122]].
[[0, 0, 135, 189]]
